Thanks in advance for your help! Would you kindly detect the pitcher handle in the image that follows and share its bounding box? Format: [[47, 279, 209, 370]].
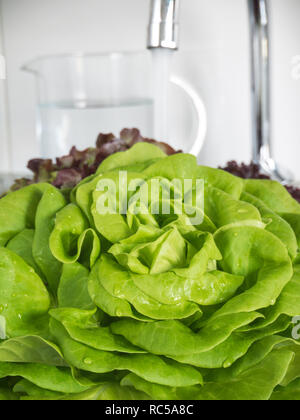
[[171, 75, 207, 157]]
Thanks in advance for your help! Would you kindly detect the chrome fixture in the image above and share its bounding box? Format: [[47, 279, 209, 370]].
[[147, 0, 180, 50], [248, 0, 292, 182]]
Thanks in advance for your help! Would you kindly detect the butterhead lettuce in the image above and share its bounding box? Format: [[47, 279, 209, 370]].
[[0, 143, 299, 400]]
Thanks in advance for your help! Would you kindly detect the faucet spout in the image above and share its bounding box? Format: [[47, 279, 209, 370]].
[[147, 0, 180, 50]]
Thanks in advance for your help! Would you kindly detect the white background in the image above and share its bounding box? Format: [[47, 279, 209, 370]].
[[0, 0, 299, 178]]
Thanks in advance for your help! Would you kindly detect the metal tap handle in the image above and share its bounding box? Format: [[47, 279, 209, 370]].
[[248, 0, 273, 166], [147, 0, 180, 50]]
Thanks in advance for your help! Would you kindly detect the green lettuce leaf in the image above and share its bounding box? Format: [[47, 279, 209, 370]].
[[0, 335, 66, 366], [58, 263, 95, 310], [1, 143, 300, 401], [50, 204, 101, 268], [0, 248, 50, 338], [50, 318, 203, 388], [123, 349, 293, 401], [0, 184, 49, 246]]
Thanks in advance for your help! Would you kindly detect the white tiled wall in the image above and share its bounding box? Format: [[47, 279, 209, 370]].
[[0, 0, 300, 179]]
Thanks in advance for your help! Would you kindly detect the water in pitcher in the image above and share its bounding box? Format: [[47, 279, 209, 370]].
[[37, 99, 154, 159]]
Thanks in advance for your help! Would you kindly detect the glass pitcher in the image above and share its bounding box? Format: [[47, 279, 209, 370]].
[[23, 51, 206, 160]]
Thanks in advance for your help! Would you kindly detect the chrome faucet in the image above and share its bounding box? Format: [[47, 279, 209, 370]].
[[248, 0, 292, 182], [147, 0, 291, 182], [147, 0, 180, 50]]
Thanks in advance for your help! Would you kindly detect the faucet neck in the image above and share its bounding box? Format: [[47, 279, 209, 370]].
[[248, 0, 272, 165], [147, 0, 180, 50]]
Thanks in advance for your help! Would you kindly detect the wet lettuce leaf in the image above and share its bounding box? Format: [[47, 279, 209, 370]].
[[0, 248, 50, 338], [0, 143, 300, 400]]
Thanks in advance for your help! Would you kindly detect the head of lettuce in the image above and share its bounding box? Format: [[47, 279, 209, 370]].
[[0, 143, 300, 400]]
